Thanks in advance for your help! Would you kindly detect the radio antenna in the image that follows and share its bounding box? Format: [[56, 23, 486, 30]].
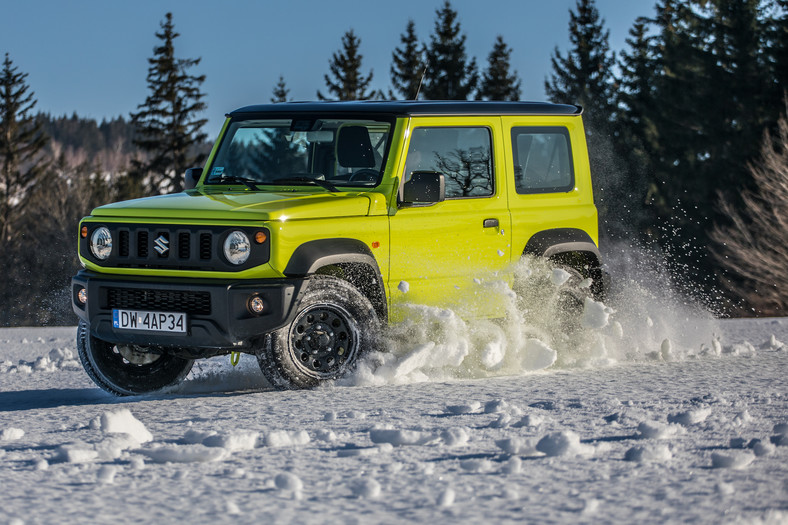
[[413, 61, 428, 100]]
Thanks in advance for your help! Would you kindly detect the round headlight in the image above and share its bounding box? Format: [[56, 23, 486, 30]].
[[223, 231, 250, 265], [89, 227, 112, 260]]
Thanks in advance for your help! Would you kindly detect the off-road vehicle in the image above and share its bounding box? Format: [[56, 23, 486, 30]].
[[72, 101, 605, 395]]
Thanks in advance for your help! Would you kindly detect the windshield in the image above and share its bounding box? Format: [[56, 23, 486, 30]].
[[205, 117, 393, 190]]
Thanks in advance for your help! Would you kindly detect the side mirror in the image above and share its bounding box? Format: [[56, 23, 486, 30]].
[[402, 171, 445, 204], [184, 167, 203, 190]]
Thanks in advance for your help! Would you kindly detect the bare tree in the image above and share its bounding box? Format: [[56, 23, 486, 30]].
[[711, 108, 788, 314]]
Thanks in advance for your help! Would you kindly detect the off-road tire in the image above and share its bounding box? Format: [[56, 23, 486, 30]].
[[257, 275, 379, 389], [77, 320, 194, 396]]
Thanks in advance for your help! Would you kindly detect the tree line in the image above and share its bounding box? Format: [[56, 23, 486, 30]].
[[0, 0, 786, 325]]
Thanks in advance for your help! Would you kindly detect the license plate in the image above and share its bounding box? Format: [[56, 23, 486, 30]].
[[112, 309, 187, 333]]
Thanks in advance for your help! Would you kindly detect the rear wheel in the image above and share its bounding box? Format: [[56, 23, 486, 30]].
[[77, 320, 194, 396], [257, 276, 379, 389]]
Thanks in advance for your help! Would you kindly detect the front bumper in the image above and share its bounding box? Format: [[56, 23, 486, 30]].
[[72, 270, 310, 355]]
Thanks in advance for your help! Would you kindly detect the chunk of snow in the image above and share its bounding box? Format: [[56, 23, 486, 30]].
[[667, 407, 711, 426], [582, 297, 612, 330], [397, 281, 409, 293], [761, 335, 785, 351], [445, 402, 480, 415], [481, 341, 505, 369], [314, 429, 337, 442], [751, 440, 776, 457], [460, 458, 493, 473], [489, 413, 512, 428], [773, 422, 788, 435], [660, 339, 675, 361], [636, 421, 685, 440], [502, 456, 522, 474], [522, 338, 557, 371], [483, 399, 509, 414], [350, 478, 381, 499], [337, 445, 392, 457], [436, 488, 455, 507], [624, 444, 672, 463], [0, 428, 24, 441], [733, 410, 753, 426], [711, 451, 755, 469], [496, 437, 535, 455], [100, 409, 153, 443], [96, 465, 118, 484], [52, 444, 98, 464], [274, 472, 303, 492], [369, 428, 437, 446], [551, 268, 571, 286], [95, 434, 141, 460], [139, 444, 229, 463], [514, 414, 544, 428], [181, 429, 217, 444], [440, 427, 469, 447], [202, 431, 259, 451], [264, 430, 310, 447], [535, 431, 593, 457], [722, 342, 757, 357]]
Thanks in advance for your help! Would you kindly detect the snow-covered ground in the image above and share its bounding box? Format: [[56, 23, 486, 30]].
[[1, 263, 787, 524]]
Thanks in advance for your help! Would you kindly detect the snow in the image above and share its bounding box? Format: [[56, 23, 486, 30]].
[[2, 262, 788, 523]]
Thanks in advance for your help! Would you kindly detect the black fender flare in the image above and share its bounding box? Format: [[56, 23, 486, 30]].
[[523, 228, 601, 265], [523, 228, 608, 299], [284, 238, 387, 321]]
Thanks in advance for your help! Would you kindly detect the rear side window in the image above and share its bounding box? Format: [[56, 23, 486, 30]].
[[511, 127, 574, 194], [404, 127, 494, 199]]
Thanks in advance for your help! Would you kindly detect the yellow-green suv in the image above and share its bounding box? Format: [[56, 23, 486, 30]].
[[72, 101, 605, 394]]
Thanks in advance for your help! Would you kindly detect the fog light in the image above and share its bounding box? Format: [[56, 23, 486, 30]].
[[77, 288, 87, 305], [248, 296, 265, 314]]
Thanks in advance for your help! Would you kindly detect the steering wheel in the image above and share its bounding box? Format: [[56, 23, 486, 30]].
[[348, 169, 379, 183]]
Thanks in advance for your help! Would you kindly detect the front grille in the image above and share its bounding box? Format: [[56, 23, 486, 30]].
[[81, 223, 269, 272], [178, 232, 190, 259], [106, 287, 211, 315], [199, 233, 212, 260], [137, 231, 149, 258]]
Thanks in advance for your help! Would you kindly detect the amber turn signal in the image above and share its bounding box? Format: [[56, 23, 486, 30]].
[[254, 231, 267, 244], [81, 226, 88, 238]]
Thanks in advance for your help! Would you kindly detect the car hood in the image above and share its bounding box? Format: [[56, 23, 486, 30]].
[[89, 189, 385, 222]]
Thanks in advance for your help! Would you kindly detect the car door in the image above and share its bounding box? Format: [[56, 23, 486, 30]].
[[388, 116, 512, 320]]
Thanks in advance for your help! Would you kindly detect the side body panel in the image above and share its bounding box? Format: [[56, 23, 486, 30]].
[[387, 116, 513, 320], [500, 115, 599, 259]]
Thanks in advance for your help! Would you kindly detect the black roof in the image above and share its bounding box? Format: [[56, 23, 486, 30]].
[[227, 100, 582, 118]]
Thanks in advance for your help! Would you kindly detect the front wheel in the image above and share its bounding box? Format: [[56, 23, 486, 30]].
[[77, 321, 194, 396], [257, 276, 379, 389]]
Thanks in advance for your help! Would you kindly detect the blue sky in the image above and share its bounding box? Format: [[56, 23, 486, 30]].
[[1, 0, 655, 137]]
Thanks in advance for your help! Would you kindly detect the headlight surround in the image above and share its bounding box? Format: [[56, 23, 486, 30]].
[[223, 230, 251, 265], [89, 227, 113, 260]]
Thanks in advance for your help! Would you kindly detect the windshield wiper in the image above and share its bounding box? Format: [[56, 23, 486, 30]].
[[210, 176, 260, 191], [270, 176, 339, 193]]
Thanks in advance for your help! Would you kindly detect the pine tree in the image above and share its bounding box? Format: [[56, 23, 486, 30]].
[[271, 75, 290, 103], [544, 0, 616, 132], [545, 0, 618, 238], [0, 53, 49, 243], [390, 20, 425, 100], [772, 0, 788, 92], [129, 12, 207, 196], [422, 1, 478, 100], [317, 29, 375, 101], [613, 17, 660, 235], [477, 36, 522, 101]]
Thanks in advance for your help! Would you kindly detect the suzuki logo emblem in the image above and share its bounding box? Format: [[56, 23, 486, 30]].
[[153, 234, 169, 256]]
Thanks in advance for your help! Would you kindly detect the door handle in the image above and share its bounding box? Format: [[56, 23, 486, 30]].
[[483, 218, 499, 228]]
